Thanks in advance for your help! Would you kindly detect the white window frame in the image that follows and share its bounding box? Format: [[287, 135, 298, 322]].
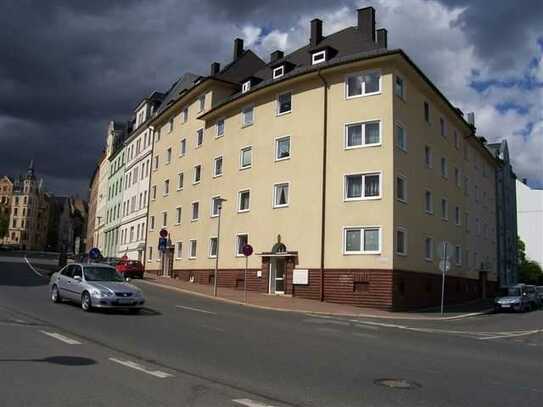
[[276, 91, 292, 116], [151, 185, 157, 201], [343, 171, 382, 201], [395, 122, 407, 152], [163, 179, 170, 196], [238, 189, 251, 213], [241, 105, 254, 127], [210, 195, 222, 218], [273, 182, 290, 208], [166, 147, 172, 165], [193, 165, 201, 184], [395, 74, 406, 100], [275, 135, 291, 161], [179, 138, 186, 157], [177, 172, 184, 191], [424, 146, 432, 169], [208, 237, 218, 258], [182, 107, 188, 123], [344, 120, 382, 149], [213, 156, 223, 178], [272, 65, 284, 79], [440, 157, 448, 178], [454, 245, 462, 266], [196, 128, 204, 148], [216, 119, 225, 138], [161, 211, 168, 227], [345, 70, 382, 99], [189, 239, 197, 259], [424, 236, 433, 261], [396, 174, 408, 203], [441, 198, 449, 221], [242, 81, 251, 93], [175, 206, 182, 225], [311, 50, 326, 65], [191, 201, 199, 222], [396, 227, 408, 256], [175, 241, 183, 259], [235, 233, 249, 257], [424, 189, 433, 214], [343, 226, 382, 255], [198, 94, 205, 113], [239, 146, 252, 170]]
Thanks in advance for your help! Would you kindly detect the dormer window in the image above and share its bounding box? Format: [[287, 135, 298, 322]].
[[273, 66, 284, 79], [311, 50, 327, 65], [242, 81, 251, 93]]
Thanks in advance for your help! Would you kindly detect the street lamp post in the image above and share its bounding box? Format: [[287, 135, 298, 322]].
[[213, 198, 227, 297]]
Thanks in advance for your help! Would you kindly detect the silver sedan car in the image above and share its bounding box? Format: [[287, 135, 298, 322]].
[[49, 263, 145, 313]]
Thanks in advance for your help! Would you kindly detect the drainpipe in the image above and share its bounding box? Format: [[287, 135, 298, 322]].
[[317, 70, 328, 302]]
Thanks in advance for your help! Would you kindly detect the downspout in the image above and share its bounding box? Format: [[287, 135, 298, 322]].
[[317, 70, 328, 302]]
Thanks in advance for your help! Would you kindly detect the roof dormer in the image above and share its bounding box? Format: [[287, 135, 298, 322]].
[[241, 76, 262, 94]]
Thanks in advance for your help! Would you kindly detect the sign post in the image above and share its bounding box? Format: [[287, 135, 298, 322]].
[[159, 229, 168, 277], [439, 241, 451, 316], [242, 244, 253, 303]]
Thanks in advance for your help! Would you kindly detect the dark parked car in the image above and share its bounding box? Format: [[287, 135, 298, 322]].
[[536, 286, 543, 303], [116, 260, 144, 279]]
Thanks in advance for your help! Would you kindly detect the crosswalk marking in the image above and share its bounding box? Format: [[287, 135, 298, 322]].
[[40, 331, 82, 345], [109, 357, 173, 378]]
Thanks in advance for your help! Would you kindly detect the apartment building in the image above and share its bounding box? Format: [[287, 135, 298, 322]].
[[103, 143, 125, 257], [117, 92, 164, 261], [85, 162, 100, 250], [516, 180, 543, 267]]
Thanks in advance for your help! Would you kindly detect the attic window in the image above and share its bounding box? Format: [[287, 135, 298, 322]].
[[312, 50, 326, 65], [242, 81, 251, 93], [272, 66, 284, 79]]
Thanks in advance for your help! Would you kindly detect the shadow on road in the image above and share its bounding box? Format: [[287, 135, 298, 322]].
[[0, 356, 96, 366]]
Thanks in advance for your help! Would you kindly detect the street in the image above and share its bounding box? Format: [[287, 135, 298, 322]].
[[1, 257, 542, 406]]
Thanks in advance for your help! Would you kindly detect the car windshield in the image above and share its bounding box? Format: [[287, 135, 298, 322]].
[[507, 288, 521, 296], [84, 267, 124, 282]]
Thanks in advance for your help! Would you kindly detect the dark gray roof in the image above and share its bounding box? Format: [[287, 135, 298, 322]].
[[214, 50, 267, 84], [156, 72, 202, 115]]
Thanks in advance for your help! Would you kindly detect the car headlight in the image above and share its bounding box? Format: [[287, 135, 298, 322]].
[[90, 289, 113, 298]]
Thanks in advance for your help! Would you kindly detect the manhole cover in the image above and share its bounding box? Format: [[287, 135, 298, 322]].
[[374, 378, 421, 390]]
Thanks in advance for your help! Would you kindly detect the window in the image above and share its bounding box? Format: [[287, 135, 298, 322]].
[[425, 237, 433, 260], [163, 179, 170, 195], [441, 198, 448, 220], [198, 94, 205, 112], [440, 157, 448, 178], [345, 121, 381, 148], [240, 146, 252, 169], [273, 65, 284, 79], [193, 165, 201, 184], [176, 207, 182, 224], [396, 124, 407, 151], [277, 92, 292, 115], [209, 237, 218, 258], [440, 117, 446, 138], [180, 138, 186, 156], [275, 136, 290, 161], [455, 206, 461, 226], [396, 228, 407, 255], [454, 167, 460, 187], [152, 185, 157, 200], [344, 173, 381, 200], [344, 227, 381, 254], [242, 81, 251, 93], [395, 75, 405, 99], [213, 156, 223, 177], [241, 106, 254, 127], [424, 146, 432, 168], [454, 246, 462, 266], [148, 246, 153, 261], [238, 190, 250, 212], [396, 175, 407, 202], [211, 196, 222, 217], [425, 190, 433, 214], [177, 172, 184, 190], [311, 50, 326, 65], [176, 242, 183, 259], [196, 129, 204, 147], [424, 102, 430, 123], [182, 107, 188, 123], [154, 155, 159, 170], [162, 211, 167, 227], [217, 119, 224, 137], [191, 202, 199, 221], [168, 118, 174, 133], [454, 130, 460, 149], [273, 183, 289, 208], [236, 234, 249, 256], [166, 148, 172, 164], [346, 71, 381, 97], [189, 240, 197, 258]]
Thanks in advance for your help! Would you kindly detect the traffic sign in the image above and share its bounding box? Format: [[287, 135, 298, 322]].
[[242, 244, 253, 257], [159, 228, 168, 238], [158, 237, 168, 252], [439, 259, 451, 273], [121, 255, 128, 261], [89, 247, 101, 260]]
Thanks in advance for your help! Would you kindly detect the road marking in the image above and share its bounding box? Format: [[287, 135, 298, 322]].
[[175, 305, 216, 315], [40, 331, 82, 345], [24, 257, 45, 278], [233, 398, 279, 407], [108, 357, 173, 378], [478, 329, 543, 340]]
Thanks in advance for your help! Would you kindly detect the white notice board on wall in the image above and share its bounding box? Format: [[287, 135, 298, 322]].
[[293, 269, 309, 285]]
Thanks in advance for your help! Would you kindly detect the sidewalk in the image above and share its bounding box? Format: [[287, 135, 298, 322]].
[[142, 273, 494, 321]]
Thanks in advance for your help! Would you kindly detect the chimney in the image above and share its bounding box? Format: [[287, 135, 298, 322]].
[[467, 112, 475, 126], [270, 50, 284, 63], [233, 38, 244, 60], [358, 7, 376, 42], [310, 19, 323, 47], [522, 178, 528, 185], [376, 28, 388, 48], [210, 62, 220, 76]]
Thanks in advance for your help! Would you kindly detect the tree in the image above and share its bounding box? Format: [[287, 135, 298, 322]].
[[518, 237, 543, 284], [0, 208, 9, 239]]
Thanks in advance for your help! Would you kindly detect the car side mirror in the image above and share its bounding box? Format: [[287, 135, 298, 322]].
[[125, 277, 131, 282], [73, 275, 82, 282]]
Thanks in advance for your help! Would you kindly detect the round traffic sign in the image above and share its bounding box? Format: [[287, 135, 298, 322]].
[[122, 255, 128, 260], [159, 228, 168, 238], [242, 244, 253, 257], [89, 247, 101, 260]]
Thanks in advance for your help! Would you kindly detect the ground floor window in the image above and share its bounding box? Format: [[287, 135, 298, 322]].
[[344, 227, 381, 254]]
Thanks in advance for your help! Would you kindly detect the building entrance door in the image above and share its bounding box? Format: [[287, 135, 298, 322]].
[[161, 247, 174, 277], [270, 258, 286, 294]]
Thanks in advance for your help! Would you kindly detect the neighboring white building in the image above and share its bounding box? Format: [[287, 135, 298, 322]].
[[117, 93, 164, 261], [516, 179, 543, 266]]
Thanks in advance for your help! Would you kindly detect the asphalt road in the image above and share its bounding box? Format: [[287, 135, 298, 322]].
[[1, 258, 542, 407]]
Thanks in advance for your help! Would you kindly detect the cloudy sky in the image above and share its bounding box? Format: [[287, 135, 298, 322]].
[[1, 0, 541, 197]]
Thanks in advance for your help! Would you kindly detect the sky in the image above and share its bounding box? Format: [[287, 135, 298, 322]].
[[0, 0, 541, 197]]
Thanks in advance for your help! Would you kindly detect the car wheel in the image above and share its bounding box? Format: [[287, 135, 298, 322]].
[[81, 292, 92, 312], [51, 285, 61, 303]]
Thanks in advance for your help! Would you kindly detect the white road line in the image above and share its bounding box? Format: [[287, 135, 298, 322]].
[[233, 398, 279, 407], [175, 305, 216, 315], [40, 330, 82, 345], [478, 329, 543, 340], [24, 257, 45, 278], [108, 357, 173, 378]]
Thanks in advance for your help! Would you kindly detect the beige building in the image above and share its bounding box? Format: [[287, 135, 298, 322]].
[[144, 7, 499, 309]]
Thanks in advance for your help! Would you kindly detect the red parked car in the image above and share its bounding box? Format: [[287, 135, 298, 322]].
[[115, 260, 144, 279]]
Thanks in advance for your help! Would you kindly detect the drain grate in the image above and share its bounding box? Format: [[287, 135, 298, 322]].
[[374, 378, 421, 390]]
